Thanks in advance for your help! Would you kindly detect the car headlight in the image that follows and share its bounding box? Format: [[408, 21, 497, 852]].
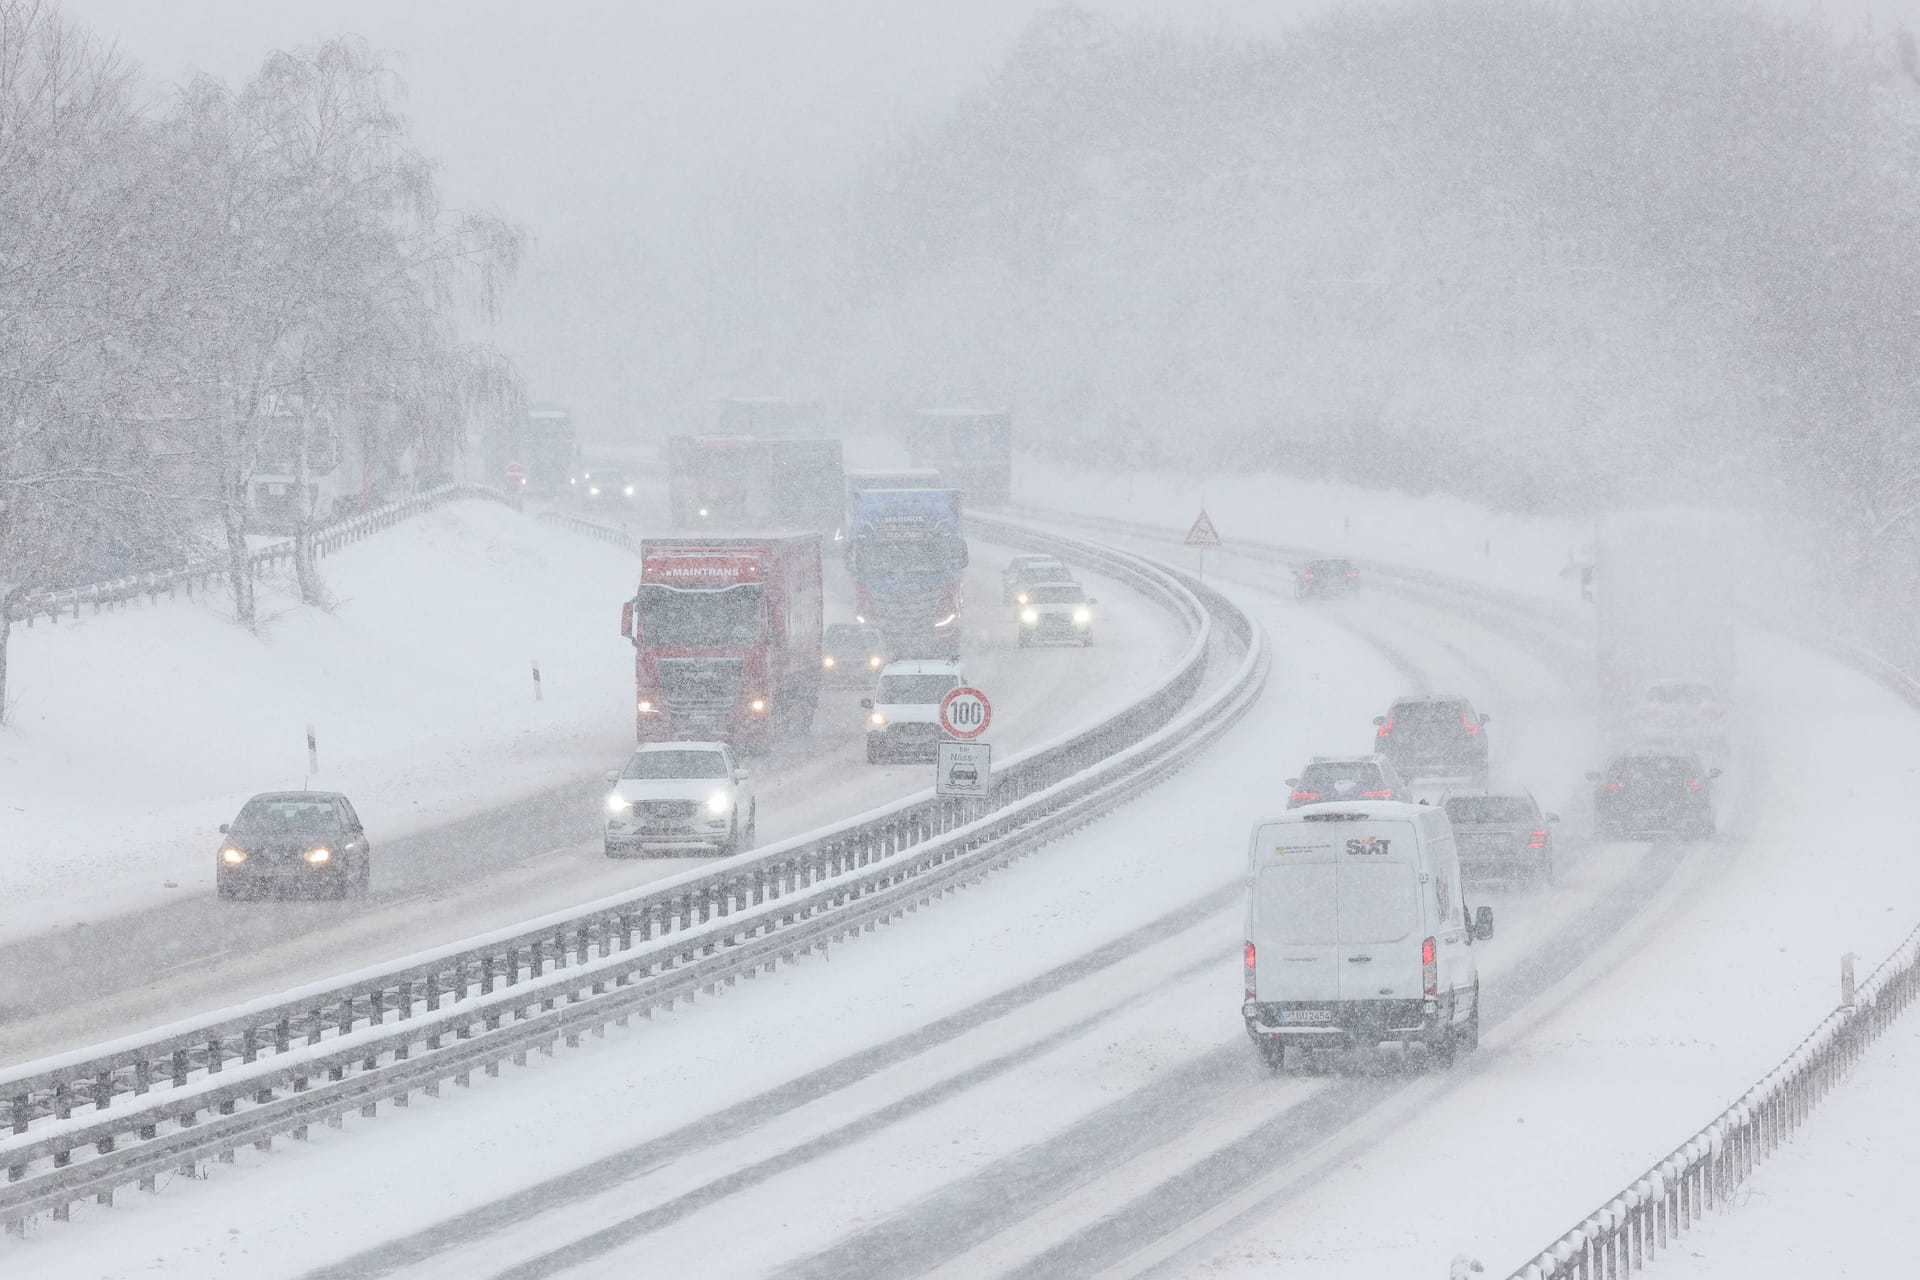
[[706, 792, 729, 816], [1072, 606, 1092, 625], [749, 697, 768, 713], [606, 793, 632, 814], [870, 712, 887, 727], [868, 654, 883, 668], [697, 506, 710, 518], [221, 847, 246, 865], [1020, 608, 1039, 624], [1016, 591, 1030, 605], [589, 486, 601, 496], [638, 699, 658, 714], [623, 485, 635, 496], [822, 655, 836, 668], [306, 847, 331, 865]]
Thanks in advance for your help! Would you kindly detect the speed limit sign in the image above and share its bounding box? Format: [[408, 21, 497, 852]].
[[939, 686, 992, 740]]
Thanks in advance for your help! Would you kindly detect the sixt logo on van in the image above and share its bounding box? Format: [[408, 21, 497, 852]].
[[1345, 836, 1392, 856]]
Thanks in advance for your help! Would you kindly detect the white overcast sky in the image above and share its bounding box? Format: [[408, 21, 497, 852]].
[[55, 0, 1920, 421]]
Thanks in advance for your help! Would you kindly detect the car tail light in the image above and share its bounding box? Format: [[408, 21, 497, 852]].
[[1361, 789, 1395, 799], [1461, 711, 1480, 736], [1686, 778, 1704, 792], [1244, 941, 1257, 1001], [1301, 571, 1316, 580], [1346, 570, 1359, 578], [1376, 714, 1394, 740], [1422, 936, 1437, 996], [1290, 790, 1320, 803], [1601, 781, 1625, 792], [1529, 828, 1548, 849]]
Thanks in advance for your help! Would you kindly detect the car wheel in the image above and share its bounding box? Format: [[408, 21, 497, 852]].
[[1082, 635, 1094, 647], [866, 740, 880, 764], [743, 806, 757, 851], [216, 876, 240, 902], [1427, 1027, 1457, 1070], [1256, 1038, 1288, 1075], [721, 813, 739, 857], [1017, 632, 1031, 648], [1459, 987, 1481, 1053]]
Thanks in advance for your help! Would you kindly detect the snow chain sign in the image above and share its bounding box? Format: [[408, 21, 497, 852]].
[[937, 741, 991, 798], [938, 685, 991, 740]]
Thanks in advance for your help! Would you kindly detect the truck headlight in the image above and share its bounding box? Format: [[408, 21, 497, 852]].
[[606, 794, 632, 814], [697, 506, 710, 518], [1020, 608, 1039, 624], [822, 654, 836, 668], [638, 698, 659, 714], [1015, 591, 1030, 605], [868, 654, 883, 668], [870, 712, 887, 727], [623, 484, 635, 496], [589, 486, 601, 496], [706, 792, 729, 816], [1072, 606, 1092, 625], [221, 847, 246, 865], [749, 697, 768, 714], [305, 847, 331, 865]]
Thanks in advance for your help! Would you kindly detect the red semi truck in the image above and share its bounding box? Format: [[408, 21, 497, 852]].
[[619, 535, 823, 751]]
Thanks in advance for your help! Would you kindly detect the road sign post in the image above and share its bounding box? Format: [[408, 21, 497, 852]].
[[938, 686, 992, 740], [937, 741, 991, 798], [1185, 509, 1222, 582]]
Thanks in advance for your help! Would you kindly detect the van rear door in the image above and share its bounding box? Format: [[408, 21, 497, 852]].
[[1333, 860, 1425, 1001], [1251, 860, 1338, 1005]]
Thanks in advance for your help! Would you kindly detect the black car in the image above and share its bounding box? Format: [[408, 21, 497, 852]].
[[1285, 754, 1411, 808], [217, 791, 372, 900], [1374, 694, 1490, 784], [822, 623, 887, 687], [1445, 790, 1559, 883], [1296, 558, 1359, 600], [1589, 752, 1718, 840]]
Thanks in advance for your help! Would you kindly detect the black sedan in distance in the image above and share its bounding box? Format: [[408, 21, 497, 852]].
[[216, 791, 373, 900]]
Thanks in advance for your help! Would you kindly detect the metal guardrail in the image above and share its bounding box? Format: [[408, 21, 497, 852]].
[[1504, 922, 1920, 1279], [13, 483, 514, 626], [0, 514, 1267, 1233]]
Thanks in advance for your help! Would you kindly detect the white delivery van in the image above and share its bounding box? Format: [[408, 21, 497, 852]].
[[1241, 801, 1493, 1070]]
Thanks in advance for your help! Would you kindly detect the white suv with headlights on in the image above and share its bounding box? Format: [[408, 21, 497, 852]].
[[862, 659, 965, 763], [1018, 581, 1095, 646], [604, 742, 755, 856]]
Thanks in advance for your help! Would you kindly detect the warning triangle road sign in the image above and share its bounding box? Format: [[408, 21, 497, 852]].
[[1184, 509, 1222, 547]]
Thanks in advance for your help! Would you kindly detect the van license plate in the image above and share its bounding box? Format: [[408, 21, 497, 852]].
[[1283, 1009, 1334, 1024]]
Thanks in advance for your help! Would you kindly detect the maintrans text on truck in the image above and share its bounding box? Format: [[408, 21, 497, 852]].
[[620, 536, 823, 751], [848, 488, 968, 659]]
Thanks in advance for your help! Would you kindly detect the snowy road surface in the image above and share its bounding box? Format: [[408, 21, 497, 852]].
[[0, 508, 1190, 1063]]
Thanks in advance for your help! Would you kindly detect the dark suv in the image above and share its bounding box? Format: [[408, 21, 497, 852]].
[[1373, 695, 1490, 784], [216, 791, 372, 900], [1286, 754, 1411, 808], [1296, 558, 1359, 600], [1589, 752, 1718, 840]]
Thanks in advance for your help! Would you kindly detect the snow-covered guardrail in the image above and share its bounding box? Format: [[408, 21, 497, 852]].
[[0, 514, 1268, 1234], [13, 482, 513, 626], [1501, 921, 1920, 1279]]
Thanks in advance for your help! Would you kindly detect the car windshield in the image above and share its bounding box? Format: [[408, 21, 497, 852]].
[[1307, 560, 1353, 575], [1610, 757, 1697, 788], [1446, 796, 1536, 824], [622, 750, 728, 780], [637, 583, 763, 647], [825, 626, 880, 650], [1027, 584, 1085, 604], [878, 674, 959, 703], [1022, 564, 1075, 584], [235, 798, 341, 832], [1298, 762, 1384, 794]]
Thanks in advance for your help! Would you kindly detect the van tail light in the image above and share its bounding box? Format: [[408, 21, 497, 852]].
[[1301, 571, 1317, 580], [1346, 570, 1359, 578], [1376, 714, 1394, 740], [1290, 790, 1320, 803], [1422, 937, 1438, 997], [1244, 941, 1257, 1002], [1686, 778, 1704, 791], [1461, 711, 1480, 735], [1528, 828, 1549, 849], [1361, 789, 1395, 799], [1601, 781, 1625, 792]]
